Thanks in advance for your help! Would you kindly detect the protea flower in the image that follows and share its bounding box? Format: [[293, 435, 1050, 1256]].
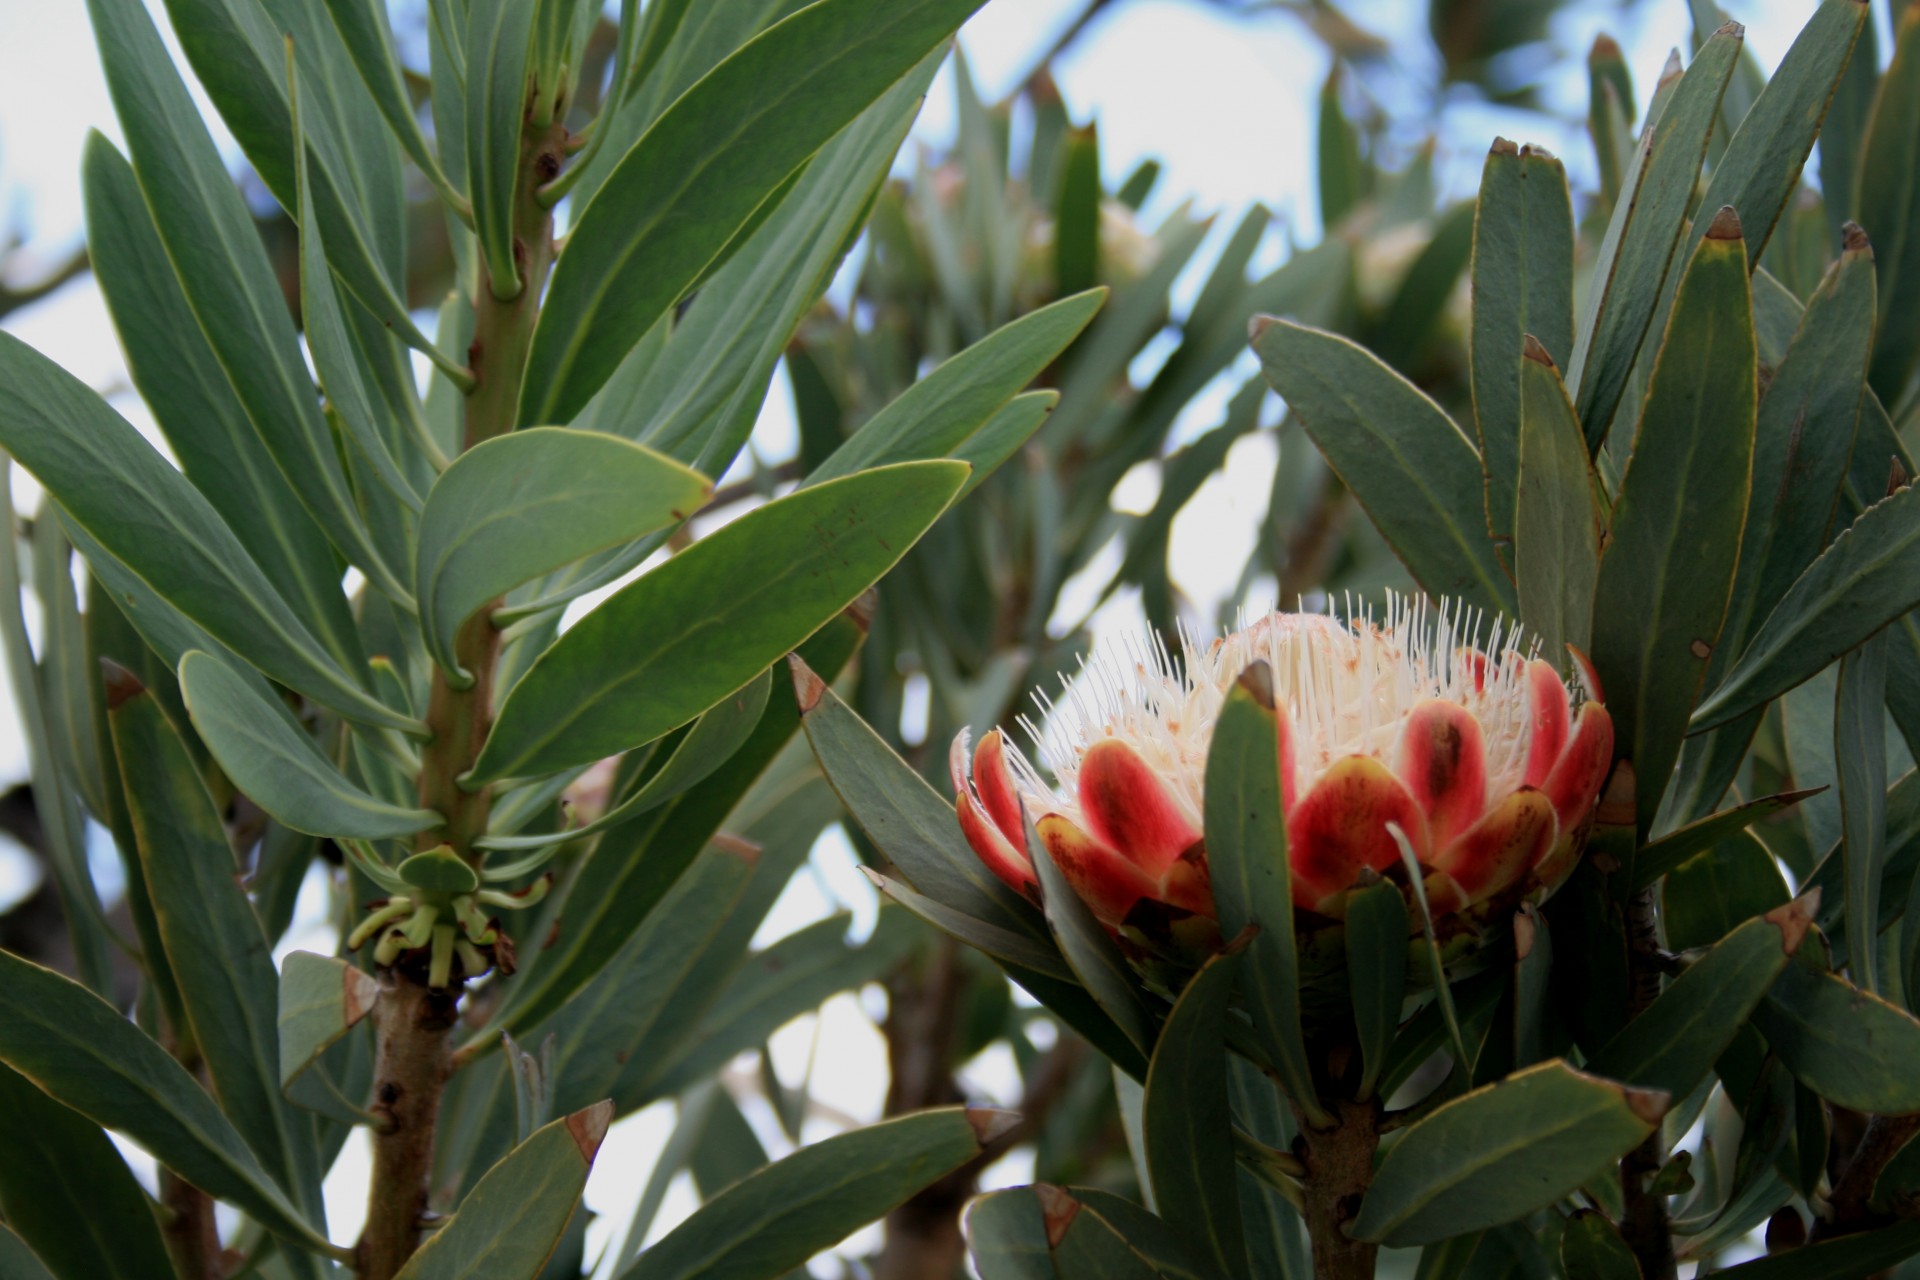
[[952, 602, 1613, 935]]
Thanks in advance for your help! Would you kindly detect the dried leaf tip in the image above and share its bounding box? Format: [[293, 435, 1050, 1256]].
[[566, 1099, 614, 1162], [1764, 889, 1819, 955], [342, 965, 381, 1025], [787, 653, 826, 713], [1513, 906, 1537, 959], [1248, 313, 1280, 343], [1521, 334, 1556, 367], [1658, 49, 1684, 88], [1842, 220, 1871, 255], [966, 1107, 1021, 1147], [1621, 1085, 1672, 1126], [1589, 33, 1622, 61], [1034, 1184, 1080, 1247], [1235, 659, 1276, 709], [846, 588, 877, 634], [1713, 20, 1744, 39], [99, 657, 146, 710], [1490, 136, 1520, 156], [710, 832, 762, 865], [1704, 205, 1743, 241]]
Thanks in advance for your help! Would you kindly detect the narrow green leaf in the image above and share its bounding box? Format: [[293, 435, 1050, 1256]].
[[1028, 808, 1161, 1059], [864, 868, 1074, 981], [1203, 668, 1325, 1121], [1317, 65, 1363, 228], [110, 678, 326, 1225], [465, 0, 537, 298], [0, 1223, 57, 1280], [1586, 901, 1809, 1100], [1588, 37, 1637, 207], [1471, 139, 1576, 555], [1249, 317, 1517, 621], [395, 1103, 610, 1280], [1055, 125, 1102, 298], [951, 392, 1059, 499], [624, 1108, 1006, 1280], [0, 341, 414, 735], [1143, 949, 1246, 1278], [1631, 789, 1822, 890], [417, 429, 711, 684], [1714, 1220, 1920, 1279], [1694, 480, 1920, 731], [1558, 1209, 1639, 1280], [277, 951, 380, 1090], [1512, 905, 1553, 1068], [0, 949, 336, 1258], [87, 0, 412, 601], [180, 650, 439, 840], [1859, 3, 1920, 402], [479, 668, 769, 854], [523, 0, 987, 424], [1751, 957, 1920, 1113], [81, 135, 362, 673], [0, 1064, 173, 1280], [1588, 213, 1756, 834], [1838, 630, 1891, 994], [320, 0, 458, 198], [1347, 878, 1411, 1102], [477, 460, 965, 780], [808, 289, 1105, 487], [1568, 25, 1741, 448], [1351, 1061, 1666, 1247], [1514, 340, 1602, 665]]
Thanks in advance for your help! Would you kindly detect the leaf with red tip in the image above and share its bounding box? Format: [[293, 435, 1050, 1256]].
[[1396, 699, 1490, 850], [1077, 739, 1202, 877], [1432, 789, 1555, 905], [1287, 757, 1425, 913], [1037, 814, 1160, 928]]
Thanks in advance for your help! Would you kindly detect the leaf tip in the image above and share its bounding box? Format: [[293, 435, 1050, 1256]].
[[966, 1106, 1021, 1147], [1589, 32, 1622, 61], [710, 832, 762, 865], [788, 653, 827, 714], [1622, 1084, 1671, 1127], [1842, 221, 1871, 255], [847, 589, 877, 634], [566, 1099, 614, 1163], [1234, 659, 1276, 709], [1521, 333, 1556, 368], [1713, 19, 1744, 41], [1490, 136, 1520, 157], [1248, 312, 1281, 345], [100, 657, 146, 710], [1513, 904, 1539, 959], [1033, 1184, 1080, 1246], [1658, 49, 1684, 87], [1704, 205, 1743, 242], [1766, 889, 1820, 954], [342, 965, 381, 1026]]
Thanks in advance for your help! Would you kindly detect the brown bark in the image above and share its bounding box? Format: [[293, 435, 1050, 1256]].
[[357, 968, 459, 1280], [1619, 882, 1677, 1280], [1295, 1097, 1381, 1280]]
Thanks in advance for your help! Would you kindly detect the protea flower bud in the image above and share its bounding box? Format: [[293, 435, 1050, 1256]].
[[952, 603, 1613, 937]]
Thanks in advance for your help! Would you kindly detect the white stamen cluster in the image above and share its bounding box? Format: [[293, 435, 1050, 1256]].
[[1009, 596, 1549, 831]]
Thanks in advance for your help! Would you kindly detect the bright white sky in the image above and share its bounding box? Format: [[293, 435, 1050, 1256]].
[[0, 0, 1853, 1273]]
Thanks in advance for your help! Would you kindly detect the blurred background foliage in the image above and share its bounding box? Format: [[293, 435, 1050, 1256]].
[[2, 0, 1909, 1275]]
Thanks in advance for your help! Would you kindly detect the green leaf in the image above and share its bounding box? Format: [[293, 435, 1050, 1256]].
[[1859, 3, 1920, 402], [476, 460, 965, 780], [966, 1187, 1058, 1280], [1317, 65, 1363, 228], [417, 429, 710, 684], [1054, 126, 1102, 298], [320, 0, 456, 198], [465, 0, 538, 298], [1249, 317, 1516, 621], [1838, 630, 1891, 994], [1750, 959, 1920, 1112], [1631, 789, 1822, 890], [1028, 808, 1161, 1060], [951, 392, 1059, 499], [0, 1223, 56, 1280], [400, 847, 480, 894], [1662, 832, 1790, 952], [1694, 480, 1920, 732], [480, 668, 770, 855], [1346, 878, 1411, 1103], [1202, 668, 1325, 1121], [0, 1064, 174, 1280], [1351, 1061, 1667, 1247], [395, 1104, 611, 1280], [623, 1107, 1007, 1280], [1586, 901, 1809, 1100], [1470, 140, 1576, 556], [1512, 906, 1553, 1068], [109, 678, 327, 1223], [1588, 214, 1756, 834], [80, 135, 361, 673], [864, 868, 1074, 981], [1711, 1220, 1920, 1278], [277, 951, 380, 1090], [486, 612, 866, 1040], [0, 336, 415, 734], [1558, 1209, 1639, 1280], [522, 0, 987, 424], [0, 949, 337, 1258], [1143, 949, 1246, 1278], [1514, 340, 1602, 666], [180, 650, 438, 840], [808, 289, 1105, 487], [1588, 39, 1637, 207], [1566, 24, 1741, 448], [86, 0, 412, 601]]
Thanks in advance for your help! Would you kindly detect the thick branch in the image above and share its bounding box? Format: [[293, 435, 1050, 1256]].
[[1295, 1097, 1381, 1280]]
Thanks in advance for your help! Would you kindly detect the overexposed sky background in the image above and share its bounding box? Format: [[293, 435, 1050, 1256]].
[[0, 0, 1862, 1273]]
